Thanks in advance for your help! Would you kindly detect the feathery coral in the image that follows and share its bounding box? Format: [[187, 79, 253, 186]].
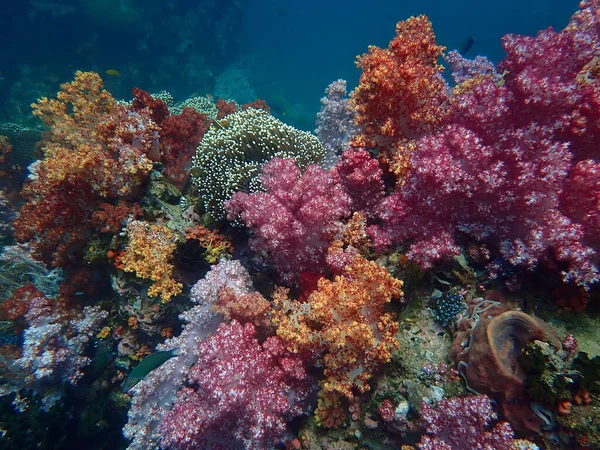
[[121, 220, 182, 303], [274, 255, 403, 398], [350, 15, 448, 152]]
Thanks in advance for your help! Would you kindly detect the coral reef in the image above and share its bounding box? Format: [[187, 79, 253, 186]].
[[191, 108, 325, 220], [121, 220, 183, 303], [226, 157, 351, 284], [2, 3, 600, 450]]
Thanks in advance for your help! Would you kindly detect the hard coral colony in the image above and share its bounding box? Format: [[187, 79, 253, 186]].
[[0, 2, 599, 450]]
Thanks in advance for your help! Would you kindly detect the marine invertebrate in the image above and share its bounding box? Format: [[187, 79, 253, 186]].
[[121, 220, 182, 303], [13, 177, 97, 267], [17, 294, 107, 385], [417, 395, 514, 450], [170, 95, 218, 118], [350, 15, 448, 152], [315, 79, 359, 166], [329, 148, 385, 217], [366, 2, 600, 287], [367, 123, 575, 272], [90, 201, 144, 234], [430, 291, 466, 327], [191, 108, 325, 221], [13, 72, 162, 267], [161, 321, 313, 450], [452, 298, 562, 432], [159, 107, 210, 190], [32, 72, 156, 198], [215, 98, 238, 118], [123, 261, 257, 449], [445, 50, 501, 85], [273, 255, 403, 398], [184, 225, 233, 264], [226, 157, 351, 284]]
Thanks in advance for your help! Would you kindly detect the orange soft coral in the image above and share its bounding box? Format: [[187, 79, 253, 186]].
[[185, 225, 234, 264], [31, 71, 156, 198], [273, 255, 404, 398], [121, 220, 183, 303], [213, 287, 272, 328], [350, 15, 448, 149], [350, 15, 448, 184]]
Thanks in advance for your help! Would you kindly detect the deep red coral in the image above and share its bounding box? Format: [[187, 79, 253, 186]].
[[160, 107, 210, 189], [242, 99, 271, 113], [215, 99, 238, 119], [131, 87, 169, 124], [13, 177, 96, 267]]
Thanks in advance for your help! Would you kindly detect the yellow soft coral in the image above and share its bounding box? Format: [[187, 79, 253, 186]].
[[121, 220, 182, 303], [273, 255, 404, 398]]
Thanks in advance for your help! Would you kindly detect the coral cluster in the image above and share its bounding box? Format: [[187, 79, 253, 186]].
[[192, 108, 325, 220], [273, 255, 404, 398], [350, 15, 448, 153], [418, 395, 514, 449], [227, 157, 351, 283], [315, 79, 359, 167], [121, 220, 183, 303], [16, 292, 107, 386], [161, 321, 313, 450], [365, 3, 600, 287]]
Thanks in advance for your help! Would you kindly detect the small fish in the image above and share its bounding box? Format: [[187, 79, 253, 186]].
[[123, 348, 180, 391], [460, 37, 476, 56], [105, 69, 121, 77], [205, 93, 214, 102]]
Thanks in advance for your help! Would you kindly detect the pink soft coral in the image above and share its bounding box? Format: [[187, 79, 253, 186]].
[[226, 157, 351, 284]]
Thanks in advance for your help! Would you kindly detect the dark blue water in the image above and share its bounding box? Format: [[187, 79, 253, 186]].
[[0, 0, 577, 129]]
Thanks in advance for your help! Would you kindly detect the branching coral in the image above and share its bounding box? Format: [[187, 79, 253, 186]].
[[17, 293, 107, 386], [161, 321, 313, 450], [360, 3, 600, 287], [13, 72, 158, 267], [418, 395, 514, 450], [121, 220, 182, 303], [32, 71, 156, 198], [226, 157, 351, 284]]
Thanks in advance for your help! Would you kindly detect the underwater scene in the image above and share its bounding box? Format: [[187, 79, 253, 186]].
[[0, 0, 599, 449]]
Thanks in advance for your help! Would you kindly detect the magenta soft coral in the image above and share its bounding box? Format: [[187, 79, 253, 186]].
[[368, 1, 600, 286], [330, 148, 385, 217], [226, 157, 351, 284], [161, 320, 313, 450], [418, 395, 514, 450]]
